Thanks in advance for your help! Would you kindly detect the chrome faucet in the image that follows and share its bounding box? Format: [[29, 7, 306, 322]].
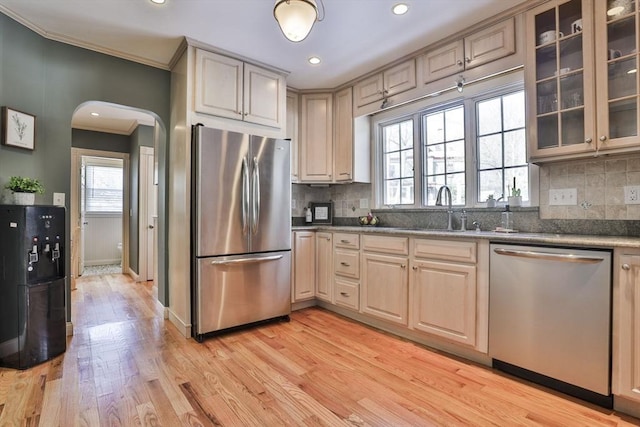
[[435, 185, 453, 231]]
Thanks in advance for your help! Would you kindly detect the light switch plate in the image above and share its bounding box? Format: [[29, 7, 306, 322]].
[[624, 185, 640, 204], [549, 188, 577, 206], [53, 192, 65, 206]]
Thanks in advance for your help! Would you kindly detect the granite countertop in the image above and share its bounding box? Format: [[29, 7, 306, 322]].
[[292, 225, 640, 249]]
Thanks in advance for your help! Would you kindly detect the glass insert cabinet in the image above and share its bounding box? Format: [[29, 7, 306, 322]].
[[526, 0, 640, 161]]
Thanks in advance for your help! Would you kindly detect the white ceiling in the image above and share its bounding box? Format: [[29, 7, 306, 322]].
[[0, 0, 528, 133]]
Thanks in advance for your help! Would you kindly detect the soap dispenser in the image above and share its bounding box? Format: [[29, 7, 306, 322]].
[[501, 204, 512, 230]]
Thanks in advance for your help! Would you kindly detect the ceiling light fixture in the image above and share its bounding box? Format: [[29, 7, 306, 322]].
[[392, 3, 409, 15], [274, 0, 324, 42], [150, 0, 166, 4], [308, 56, 321, 65]]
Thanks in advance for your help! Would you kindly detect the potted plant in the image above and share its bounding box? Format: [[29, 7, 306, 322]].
[[508, 177, 522, 207], [5, 176, 44, 205]]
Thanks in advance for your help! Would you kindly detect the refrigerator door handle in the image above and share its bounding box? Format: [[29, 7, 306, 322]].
[[252, 156, 260, 235], [242, 156, 250, 235], [210, 254, 283, 266]]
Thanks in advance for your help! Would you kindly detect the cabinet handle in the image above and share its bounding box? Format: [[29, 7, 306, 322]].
[[340, 262, 350, 266], [585, 138, 593, 144], [340, 292, 350, 297], [340, 239, 350, 243], [622, 263, 631, 270], [339, 173, 350, 176], [599, 135, 607, 142]]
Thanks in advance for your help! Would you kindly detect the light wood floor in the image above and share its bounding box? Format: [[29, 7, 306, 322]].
[[1, 274, 639, 426]]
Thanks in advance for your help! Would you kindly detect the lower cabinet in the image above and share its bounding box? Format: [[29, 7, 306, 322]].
[[361, 252, 409, 325], [409, 259, 476, 347], [614, 252, 640, 404], [292, 231, 315, 302], [315, 232, 333, 302]]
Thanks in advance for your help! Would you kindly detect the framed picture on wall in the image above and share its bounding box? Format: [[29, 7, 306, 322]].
[[2, 107, 36, 151]]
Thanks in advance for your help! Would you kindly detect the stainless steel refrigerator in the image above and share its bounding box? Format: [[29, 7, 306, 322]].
[[191, 126, 291, 341]]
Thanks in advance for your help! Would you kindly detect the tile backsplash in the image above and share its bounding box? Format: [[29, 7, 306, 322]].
[[291, 183, 371, 219], [539, 153, 640, 220]]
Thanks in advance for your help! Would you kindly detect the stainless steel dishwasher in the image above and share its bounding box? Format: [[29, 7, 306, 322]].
[[489, 243, 612, 408]]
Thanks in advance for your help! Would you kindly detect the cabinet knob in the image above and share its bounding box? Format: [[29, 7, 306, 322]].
[[412, 266, 418, 271], [585, 138, 593, 144], [465, 57, 471, 63], [622, 263, 631, 270], [401, 264, 406, 269], [457, 60, 463, 66], [599, 135, 607, 142]]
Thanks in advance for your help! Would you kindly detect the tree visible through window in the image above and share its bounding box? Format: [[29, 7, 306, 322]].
[[476, 90, 527, 203], [85, 164, 123, 213], [382, 119, 414, 205]]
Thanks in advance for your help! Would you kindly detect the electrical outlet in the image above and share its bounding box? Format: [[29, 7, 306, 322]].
[[53, 192, 65, 206], [549, 188, 577, 206], [624, 185, 640, 204]]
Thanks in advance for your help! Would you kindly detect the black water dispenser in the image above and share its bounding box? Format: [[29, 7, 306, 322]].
[[0, 205, 66, 369]]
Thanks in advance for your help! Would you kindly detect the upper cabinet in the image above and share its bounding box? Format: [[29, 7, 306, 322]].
[[194, 49, 286, 130], [354, 59, 417, 109], [421, 18, 516, 84], [334, 87, 371, 183], [300, 93, 333, 182], [527, 0, 640, 162], [286, 90, 299, 182]]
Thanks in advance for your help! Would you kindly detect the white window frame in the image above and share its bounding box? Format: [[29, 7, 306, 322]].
[[372, 70, 538, 210]]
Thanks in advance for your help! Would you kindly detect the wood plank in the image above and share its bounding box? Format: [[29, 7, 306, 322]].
[[0, 274, 636, 426]]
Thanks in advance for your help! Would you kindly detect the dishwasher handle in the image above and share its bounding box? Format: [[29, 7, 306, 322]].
[[493, 248, 605, 264]]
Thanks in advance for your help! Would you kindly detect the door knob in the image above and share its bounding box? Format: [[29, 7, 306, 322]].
[[149, 225, 154, 229]]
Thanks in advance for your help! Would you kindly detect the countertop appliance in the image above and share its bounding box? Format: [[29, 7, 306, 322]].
[[489, 243, 612, 407], [191, 126, 291, 341], [0, 205, 66, 369]]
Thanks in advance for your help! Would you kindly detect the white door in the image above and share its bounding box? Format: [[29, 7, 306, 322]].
[[139, 147, 156, 282], [79, 159, 86, 276]]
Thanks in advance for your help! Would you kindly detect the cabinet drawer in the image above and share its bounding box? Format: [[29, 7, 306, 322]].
[[334, 233, 360, 249], [362, 235, 409, 255], [335, 278, 359, 311], [412, 239, 476, 263], [334, 249, 360, 279]]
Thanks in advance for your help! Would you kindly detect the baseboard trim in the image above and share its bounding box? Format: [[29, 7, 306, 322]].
[[614, 395, 640, 419], [292, 299, 316, 311], [164, 307, 170, 319], [167, 309, 191, 338], [128, 268, 140, 282], [66, 321, 74, 336]]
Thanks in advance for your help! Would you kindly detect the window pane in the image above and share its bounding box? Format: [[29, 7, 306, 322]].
[[85, 164, 123, 212], [445, 107, 465, 141], [385, 152, 400, 179], [504, 129, 527, 167], [382, 119, 414, 205], [448, 173, 466, 205], [503, 91, 525, 130], [384, 124, 399, 152], [424, 175, 445, 206], [400, 121, 413, 148], [425, 112, 444, 145], [478, 134, 503, 170], [479, 169, 503, 202], [446, 140, 465, 173], [426, 144, 445, 175], [386, 180, 400, 205], [477, 98, 502, 135]]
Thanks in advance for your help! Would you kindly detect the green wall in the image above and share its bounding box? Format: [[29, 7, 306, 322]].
[[0, 14, 171, 316], [72, 128, 131, 153]]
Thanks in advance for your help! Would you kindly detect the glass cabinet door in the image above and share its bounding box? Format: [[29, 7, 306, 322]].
[[595, 0, 639, 149], [528, 0, 596, 158]]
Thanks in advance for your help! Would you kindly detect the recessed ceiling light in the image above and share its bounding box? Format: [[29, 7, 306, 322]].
[[150, 0, 166, 4], [90, 112, 100, 117], [628, 68, 637, 74], [392, 3, 409, 15], [308, 56, 321, 65]]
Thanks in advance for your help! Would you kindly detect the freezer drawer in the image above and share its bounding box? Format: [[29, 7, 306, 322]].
[[194, 251, 291, 337]]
